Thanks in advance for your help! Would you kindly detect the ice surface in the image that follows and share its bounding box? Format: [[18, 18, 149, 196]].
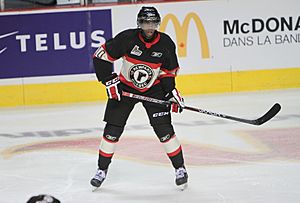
[[0, 89, 299, 203]]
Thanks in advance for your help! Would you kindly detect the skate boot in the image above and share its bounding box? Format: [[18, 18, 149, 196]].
[[90, 169, 107, 188], [175, 166, 188, 190]]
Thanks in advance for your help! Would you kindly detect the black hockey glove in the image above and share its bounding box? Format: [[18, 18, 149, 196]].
[[165, 88, 185, 113], [102, 73, 121, 101]]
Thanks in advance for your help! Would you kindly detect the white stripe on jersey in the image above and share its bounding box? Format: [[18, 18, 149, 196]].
[[94, 46, 114, 63]]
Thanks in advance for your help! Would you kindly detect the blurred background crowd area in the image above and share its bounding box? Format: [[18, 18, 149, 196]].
[[0, 0, 187, 11]]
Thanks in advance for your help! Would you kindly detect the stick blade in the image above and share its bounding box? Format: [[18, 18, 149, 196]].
[[253, 103, 281, 125]]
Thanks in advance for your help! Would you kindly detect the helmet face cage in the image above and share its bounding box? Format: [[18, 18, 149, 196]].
[[137, 7, 161, 30]]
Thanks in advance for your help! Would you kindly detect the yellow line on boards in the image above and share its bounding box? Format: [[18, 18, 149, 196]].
[[0, 68, 299, 107]]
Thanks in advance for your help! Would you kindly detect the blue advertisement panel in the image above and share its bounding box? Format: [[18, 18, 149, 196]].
[[0, 9, 112, 79]]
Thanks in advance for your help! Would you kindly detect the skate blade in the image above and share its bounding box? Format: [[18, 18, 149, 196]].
[[92, 186, 101, 192], [178, 183, 188, 191]]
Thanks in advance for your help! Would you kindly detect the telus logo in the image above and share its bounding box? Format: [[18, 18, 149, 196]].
[[0, 30, 105, 54], [0, 31, 19, 54]]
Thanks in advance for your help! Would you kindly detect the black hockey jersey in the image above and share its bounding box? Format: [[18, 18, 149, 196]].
[[93, 28, 179, 93]]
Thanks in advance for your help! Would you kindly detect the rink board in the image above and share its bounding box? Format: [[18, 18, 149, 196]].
[[1, 67, 299, 106]]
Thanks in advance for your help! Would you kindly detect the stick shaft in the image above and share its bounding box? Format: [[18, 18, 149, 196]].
[[122, 91, 281, 125]]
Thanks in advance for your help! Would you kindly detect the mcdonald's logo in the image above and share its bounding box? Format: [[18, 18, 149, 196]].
[[160, 12, 210, 58]]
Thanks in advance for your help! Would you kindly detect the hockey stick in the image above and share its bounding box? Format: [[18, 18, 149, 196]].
[[122, 91, 281, 126]]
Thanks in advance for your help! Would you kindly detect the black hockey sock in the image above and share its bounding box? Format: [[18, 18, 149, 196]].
[[168, 150, 184, 169], [98, 154, 112, 170]]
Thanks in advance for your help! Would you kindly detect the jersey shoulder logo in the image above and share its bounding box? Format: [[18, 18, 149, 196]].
[[130, 45, 143, 56], [151, 51, 162, 58]]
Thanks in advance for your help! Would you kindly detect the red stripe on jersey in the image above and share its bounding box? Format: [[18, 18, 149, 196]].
[[160, 67, 180, 74], [119, 73, 160, 92], [99, 150, 114, 158], [124, 55, 162, 69], [159, 73, 176, 78], [167, 146, 182, 157], [138, 32, 161, 48]]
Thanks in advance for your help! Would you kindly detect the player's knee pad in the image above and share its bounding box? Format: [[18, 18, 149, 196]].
[[103, 124, 124, 142], [99, 124, 124, 158], [153, 124, 175, 143], [153, 124, 181, 158]]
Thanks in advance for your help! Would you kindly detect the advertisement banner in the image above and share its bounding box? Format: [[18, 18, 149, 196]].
[[0, 9, 112, 79], [112, 0, 300, 74]]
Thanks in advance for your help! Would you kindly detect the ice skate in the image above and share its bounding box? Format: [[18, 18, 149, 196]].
[[90, 169, 107, 189], [175, 166, 188, 190]]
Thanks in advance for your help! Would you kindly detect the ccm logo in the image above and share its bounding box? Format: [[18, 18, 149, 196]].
[[105, 77, 119, 86], [153, 112, 169, 117]]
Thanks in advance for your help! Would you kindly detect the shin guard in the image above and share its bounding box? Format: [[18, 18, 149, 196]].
[[160, 134, 184, 169], [98, 124, 123, 170]]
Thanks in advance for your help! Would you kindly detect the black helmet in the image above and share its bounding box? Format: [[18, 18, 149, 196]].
[[27, 194, 60, 203], [137, 6, 161, 28]]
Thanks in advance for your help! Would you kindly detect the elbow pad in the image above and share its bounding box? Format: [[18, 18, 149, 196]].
[[93, 57, 113, 82]]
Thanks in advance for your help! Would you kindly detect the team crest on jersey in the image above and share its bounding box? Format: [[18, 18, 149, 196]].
[[130, 45, 143, 56], [129, 64, 154, 89]]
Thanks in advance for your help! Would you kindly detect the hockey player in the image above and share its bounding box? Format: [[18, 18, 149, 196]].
[[27, 194, 60, 203], [90, 6, 188, 189]]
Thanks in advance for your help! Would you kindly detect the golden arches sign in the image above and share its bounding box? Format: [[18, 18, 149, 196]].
[[159, 12, 210, 58]]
